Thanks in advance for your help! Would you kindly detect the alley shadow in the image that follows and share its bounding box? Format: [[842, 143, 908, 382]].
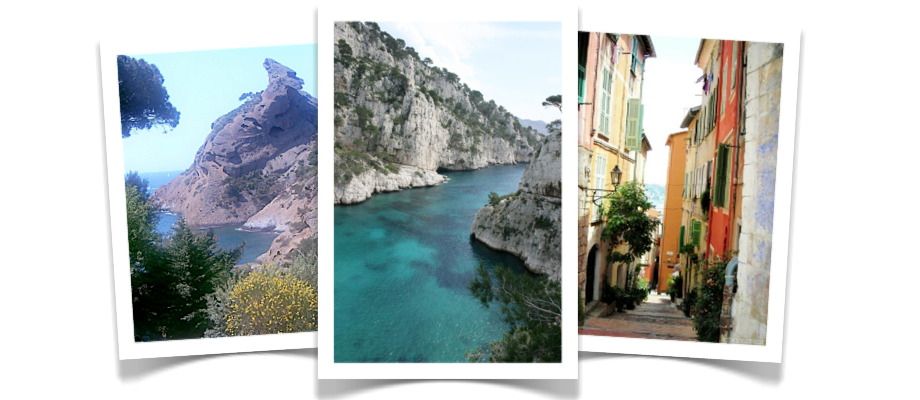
[[117, 348, 315, 381], [317, 377, 578, 399], [579, 351, 783, 384]]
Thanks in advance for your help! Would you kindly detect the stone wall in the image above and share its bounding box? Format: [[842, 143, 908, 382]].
[[725, 42, 784, 345]]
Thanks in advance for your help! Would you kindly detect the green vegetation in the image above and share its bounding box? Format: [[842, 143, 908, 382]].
[[486, 191, 518, 207], [600, 182, 659, 291], [542, 94, 562, 112], [335, 147, 401, 184], [689, 258, 728, 342], [117, 55, 180, 138], [467, 264, 561, 362], [126, 173, 318, 341], [334, 91, 351, 108], [219, 266, 317, 336], [533, 216, 553, 231], [335, 39, 354, 67], [128, 175, 242, 340], [222, 170, 279, 207]]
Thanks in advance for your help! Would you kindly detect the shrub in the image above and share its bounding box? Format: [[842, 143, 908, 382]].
[[690, 259, 726, 342], [223, 267, 318, 336]]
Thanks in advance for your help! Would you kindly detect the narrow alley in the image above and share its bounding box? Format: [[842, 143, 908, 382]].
[[579, 293, 696, 341]]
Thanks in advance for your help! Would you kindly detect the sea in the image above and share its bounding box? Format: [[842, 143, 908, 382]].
[[333, 164, 529, 363], [138, 170, 280, 265]]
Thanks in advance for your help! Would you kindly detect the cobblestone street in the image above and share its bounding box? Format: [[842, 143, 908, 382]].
[[580, 293, 697, 341]]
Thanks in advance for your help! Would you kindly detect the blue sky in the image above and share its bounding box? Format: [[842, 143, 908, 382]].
[[121, 44, 317, 173], [377, 21, 562, 124], [640, 35, 703, 186]]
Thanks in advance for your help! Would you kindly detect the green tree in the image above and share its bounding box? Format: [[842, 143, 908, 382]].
[[124, 175, 157, 272], [600, 181, 659, 289], [124, 174, 166, 339], [467, 264, 561, 362], [542, 94, 562, 112], [546, 119, 561, 135], [117, 55, 180, 138], [157, 220, 241, 339]]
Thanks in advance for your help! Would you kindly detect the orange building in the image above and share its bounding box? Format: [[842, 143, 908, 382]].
[[657, 130, 688, 292]]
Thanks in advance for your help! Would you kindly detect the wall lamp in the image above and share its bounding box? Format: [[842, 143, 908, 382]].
[[587, 165, 622, 207]]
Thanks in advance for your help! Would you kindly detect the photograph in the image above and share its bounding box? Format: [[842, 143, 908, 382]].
[[576, 30, 795, 360], [318, 8, 578, 379], [103, 42, 320, 358]]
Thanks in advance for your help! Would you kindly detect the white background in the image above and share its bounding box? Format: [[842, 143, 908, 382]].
[[1, 0, 916, 398]]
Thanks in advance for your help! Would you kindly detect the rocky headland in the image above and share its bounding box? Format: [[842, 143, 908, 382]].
[[333, 22, 543, 204], [152, 59, 318, 266], [470, 130, 562, 278]]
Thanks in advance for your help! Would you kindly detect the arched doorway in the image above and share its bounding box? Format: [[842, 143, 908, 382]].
[[585, 245, 599, 302]]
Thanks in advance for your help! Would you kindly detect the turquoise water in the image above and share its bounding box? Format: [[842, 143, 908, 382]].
[[334, 164, 529, 363], [140, 171, 279, 265]]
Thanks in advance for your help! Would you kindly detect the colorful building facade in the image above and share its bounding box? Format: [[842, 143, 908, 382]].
[[578, 32, 655, 305], [657, 130, 688, 293]]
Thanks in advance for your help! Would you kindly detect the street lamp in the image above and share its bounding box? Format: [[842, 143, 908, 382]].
[[590, 165, 622, 206]]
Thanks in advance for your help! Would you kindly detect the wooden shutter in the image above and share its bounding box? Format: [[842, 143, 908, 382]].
[[692, 220, 701, 247], [679, 226, 685, 247], [598, 67, 613, 136], [593, 156, 607, 220], [714, 144, 729, 207], [626, 98, 641, 150]]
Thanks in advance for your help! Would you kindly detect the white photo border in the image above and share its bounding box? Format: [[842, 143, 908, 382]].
[[317, 5, 579, 379], [102, 33, 319, 360], [577, 11, 800, 363]]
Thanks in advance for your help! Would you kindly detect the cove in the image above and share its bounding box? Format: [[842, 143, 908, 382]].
[[141, 171, 279, 265], [334, 163, 529, 363]]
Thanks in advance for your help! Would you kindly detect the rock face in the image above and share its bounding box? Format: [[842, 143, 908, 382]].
[[333, 22, 543, 204], [152, 59, 319, 265], [470, 130, 562, 278]]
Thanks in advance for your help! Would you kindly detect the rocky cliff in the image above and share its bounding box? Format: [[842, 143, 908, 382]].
[[470, 130, 562, 278], [152, 59, 318, 266], [333, 22, 543, 204]]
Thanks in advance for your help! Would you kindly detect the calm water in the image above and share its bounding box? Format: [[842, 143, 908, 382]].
[[334, 164, 528, 363], [140, 171, 279, 265]]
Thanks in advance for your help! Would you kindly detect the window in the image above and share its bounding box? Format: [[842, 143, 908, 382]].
[[625, 98, 642, 151], [691, 220, 702, 247], [597, 66, 613, 138], [578, 32, 589, 104], [713, 144, 730, 207], [679, 226, 685, 247], [593, 155, 607, 220], [630, 37, 640, 76]]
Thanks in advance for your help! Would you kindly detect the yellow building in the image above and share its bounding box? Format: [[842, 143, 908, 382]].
[[579, 32, 655, 304], [680, 104, 710, 293]]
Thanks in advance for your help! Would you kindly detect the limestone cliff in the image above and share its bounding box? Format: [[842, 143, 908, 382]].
[[152, 59, 318, 265], [333, 22, 543, 204], [470, 130, 562, 278]]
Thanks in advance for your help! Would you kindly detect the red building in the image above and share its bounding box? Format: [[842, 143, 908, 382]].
[[699, 40, 745, 259]]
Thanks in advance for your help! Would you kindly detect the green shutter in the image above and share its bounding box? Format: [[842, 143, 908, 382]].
[[714, 144, 729, 207], [679, 226, 685, 247], [691, 220, 701, 247], [626, 98, 641, 150]]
